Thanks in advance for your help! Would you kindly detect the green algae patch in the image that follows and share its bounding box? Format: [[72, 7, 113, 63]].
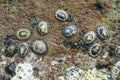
[[103, 0, 120, 31]]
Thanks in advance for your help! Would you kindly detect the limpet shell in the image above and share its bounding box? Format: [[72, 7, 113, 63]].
[[96, 26, 110, 40], [55, 9, 68, 21], [115, 46, 120, 58], [62, 25, 77, 38], [4, 44, 17, 57], [83, 31, 96, 44], [66, 66, 84, 80], [37, 21, 49, 36], [17, 43, 29, 57], [31, 40, 48, 55], [16, 28, 31, 41], [89, 44, 102, 58]]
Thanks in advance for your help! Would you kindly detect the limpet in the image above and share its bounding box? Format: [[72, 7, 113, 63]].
[[89, 43, 102, 58], [62, 25, 77, 38], [83, 31, 96, 44], [55, 9, 68, 21], [95, 26, 110, 40], [16, 28, 31, 41], [31, 40, 48, 55], [17, 43, 29, 57], [37, 21, 49, 36]]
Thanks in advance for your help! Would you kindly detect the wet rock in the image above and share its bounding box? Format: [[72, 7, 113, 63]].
[[11, 63, 39, 80], [0, 75, 10, 80], [95, 1, 104, 14], [4, 34, 16, 46], [62, 25, 77, 38]]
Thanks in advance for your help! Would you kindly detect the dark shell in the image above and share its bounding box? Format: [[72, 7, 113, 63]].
[[83, 31, 96, 44], [37, 21, 49, 36], [62, 25, 77, 38], [115, 46, 120, 58], [17, 43, 29, 57], [4, 34, 16, 45], [31, 40, 48, 55], [4, 44, 17, 57], [89, 44, 102, 58], [55, 9, 68, 21], [96, 26, 110, 40], [16, 28, 31, 41], [5, 62, 16, 76]]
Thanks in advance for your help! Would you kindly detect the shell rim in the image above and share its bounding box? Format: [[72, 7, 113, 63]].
[[31, 39, 48, 55], [55, 9, 69, 21], [16, 27, 32, 41], [89, 44, 102, 58]]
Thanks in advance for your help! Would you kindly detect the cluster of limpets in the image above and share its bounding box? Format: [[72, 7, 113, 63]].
[[83, 26, 109, 58], [55, 9, 120, 58], [4, 21, 49, 58], [55, 10, 109, 58], [3, 9, 120, 59]]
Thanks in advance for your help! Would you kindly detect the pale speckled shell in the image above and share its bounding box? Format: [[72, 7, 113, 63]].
[[55, 10, 68, 21], [62, 25, 77, 38], [112, 66, 119, 77], [65, 66, 84, 80], [116, 61, 120, 70], [37, 21, 49, 36], [31, 40, 48, 55], [89, 44, 102, 58], [115, 46, 120, 58], [17, 43, 29, 57], [96, 26, 110, 40], [16, 28, 31, 41], [83, 31, 96, 44], [11, 63, 38, 80]]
